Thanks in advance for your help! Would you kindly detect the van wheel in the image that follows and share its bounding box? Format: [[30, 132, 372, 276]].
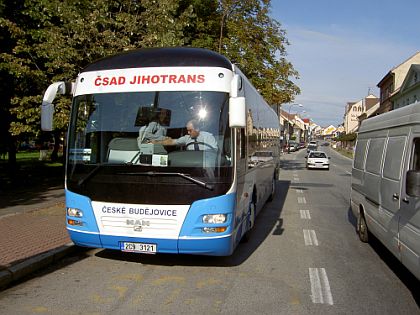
[[358, 214, 369, 243]]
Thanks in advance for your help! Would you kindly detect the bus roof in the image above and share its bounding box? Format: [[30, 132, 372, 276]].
[[81, 47, 233, 73]]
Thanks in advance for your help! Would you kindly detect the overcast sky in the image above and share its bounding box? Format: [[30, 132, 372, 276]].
[[270, 0, 420, 127]]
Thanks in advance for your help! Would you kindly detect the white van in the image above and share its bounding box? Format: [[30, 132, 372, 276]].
[[351, 101, 420, 280]]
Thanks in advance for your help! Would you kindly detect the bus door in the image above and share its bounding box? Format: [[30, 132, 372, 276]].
[[235, 128, 249, 231]]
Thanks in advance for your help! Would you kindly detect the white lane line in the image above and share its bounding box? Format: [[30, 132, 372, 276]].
[[300, 210, 311, 219], [331, 163, 352, 175], [297, 197, 306, 204], [303, 229, 319, 246], [309, 268, 334, 305]]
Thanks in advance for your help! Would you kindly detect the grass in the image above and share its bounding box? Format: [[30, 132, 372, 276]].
[[15, 151, 63, 166], [0, 150, 64, 191], [333, 147, 354, 159]]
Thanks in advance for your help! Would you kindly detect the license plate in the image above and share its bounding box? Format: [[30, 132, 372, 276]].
[[120, 242, 157, 254]]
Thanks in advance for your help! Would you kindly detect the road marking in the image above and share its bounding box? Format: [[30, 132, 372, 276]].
[[303, 229, 319, 246], [309, 268, 334, 305], [298, 197, 306, 204], [300, 210, 311, 219], [296, 189, 304, 194], [293, 177, 300, 182], [331, 163, 352, 175]]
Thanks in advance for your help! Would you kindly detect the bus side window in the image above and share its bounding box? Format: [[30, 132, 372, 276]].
[[239, 129, 246, 159]]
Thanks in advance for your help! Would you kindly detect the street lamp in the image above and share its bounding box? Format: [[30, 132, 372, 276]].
[[286, 103, 303, 153]]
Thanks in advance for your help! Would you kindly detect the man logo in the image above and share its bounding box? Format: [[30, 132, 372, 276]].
[[133, 225, 143, 232]]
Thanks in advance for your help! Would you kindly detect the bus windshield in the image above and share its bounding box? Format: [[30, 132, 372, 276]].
[[67, 91, 233, 204]]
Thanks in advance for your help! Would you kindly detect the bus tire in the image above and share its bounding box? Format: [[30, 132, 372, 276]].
[[242, 199, 256, 242]]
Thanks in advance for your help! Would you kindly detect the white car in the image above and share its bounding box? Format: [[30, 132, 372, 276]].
[[250, 151, 273, 166], [306, 151, 330, 170]]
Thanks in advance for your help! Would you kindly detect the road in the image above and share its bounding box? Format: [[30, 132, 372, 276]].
[[0, 145, 419, 314]]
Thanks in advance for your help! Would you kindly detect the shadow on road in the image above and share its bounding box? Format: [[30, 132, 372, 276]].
[[368, 235, 420, 307], [349, 209, 420, 306], [0, 164, 64, 210]]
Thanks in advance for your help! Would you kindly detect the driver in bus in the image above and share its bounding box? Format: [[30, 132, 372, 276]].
[[151, 119, 218, 151]]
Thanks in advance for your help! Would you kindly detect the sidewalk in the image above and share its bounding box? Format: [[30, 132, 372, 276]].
[[0, 190, 75, 290]]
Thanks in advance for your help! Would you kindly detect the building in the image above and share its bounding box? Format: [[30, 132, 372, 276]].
[[392, 64, 420, 109], [343, 94, 379, 134], [322, 125, 337, 138], [279, 110, 307, 145], [377, 51, 420, 114]]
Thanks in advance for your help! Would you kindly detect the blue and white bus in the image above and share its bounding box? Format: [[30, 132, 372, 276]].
[[41, 48, 280, 256]]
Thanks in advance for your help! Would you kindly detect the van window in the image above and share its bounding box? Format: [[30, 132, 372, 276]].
[[354, 139, 368, 170], [409, 138, 420, 171], [383, 136, 406, 180], [365, 138, 385, 175]]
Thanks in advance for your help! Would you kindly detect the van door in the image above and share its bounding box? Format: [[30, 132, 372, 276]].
[[380, 135, 407, 259], [399, 136, 420, 279], [364, 137, 386, 239]]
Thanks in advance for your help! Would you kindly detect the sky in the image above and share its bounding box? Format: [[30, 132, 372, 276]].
[[270, 0, 420, 127]]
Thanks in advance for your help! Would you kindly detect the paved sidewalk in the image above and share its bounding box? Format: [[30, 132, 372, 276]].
[[0, 196, 75, 290]]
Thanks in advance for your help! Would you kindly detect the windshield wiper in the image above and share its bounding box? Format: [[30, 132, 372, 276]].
[[120, 171, 214, 191], [77, 163, 106, 186]]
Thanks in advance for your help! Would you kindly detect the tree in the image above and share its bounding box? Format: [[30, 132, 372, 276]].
[[1, 0, 299, 166], [215, 0, 300, 105], [1, 0, 195, 161]]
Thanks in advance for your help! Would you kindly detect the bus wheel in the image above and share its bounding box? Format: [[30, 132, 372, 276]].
[[268, 177, 275, 202], [242, 199, 256, 242], [358, 214, 369, 243]]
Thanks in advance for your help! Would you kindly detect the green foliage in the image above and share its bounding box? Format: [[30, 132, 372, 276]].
[[1, 0, 299, 142], [335, 132, 357, 142], [214, 0, 300, 105]]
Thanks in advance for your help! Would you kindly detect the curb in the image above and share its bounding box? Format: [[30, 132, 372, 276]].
[[0, 242, 75, 290]]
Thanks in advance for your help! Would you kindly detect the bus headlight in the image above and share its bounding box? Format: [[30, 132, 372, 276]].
[[202, 214, 227, 224], [67, 207, 83, 218]]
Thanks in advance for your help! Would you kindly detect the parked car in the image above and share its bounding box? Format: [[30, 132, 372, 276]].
[[288, 142, 299, 152], [305, 151, 330, 170], [250, 151, 274, 165]]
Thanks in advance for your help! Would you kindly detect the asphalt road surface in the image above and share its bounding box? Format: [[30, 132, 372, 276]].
[[0, 145, 419, 314]]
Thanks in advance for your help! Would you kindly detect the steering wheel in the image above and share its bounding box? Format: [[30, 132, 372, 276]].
[[185, 141, 217, 152]]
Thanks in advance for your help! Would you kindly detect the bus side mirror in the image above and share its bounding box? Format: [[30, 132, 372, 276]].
[[41, 81, 73, 131], [41, 102, 54, 131], [230, 74, 242, 98], [229, 96, 246, 128], [406, 170, 420, 197]]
